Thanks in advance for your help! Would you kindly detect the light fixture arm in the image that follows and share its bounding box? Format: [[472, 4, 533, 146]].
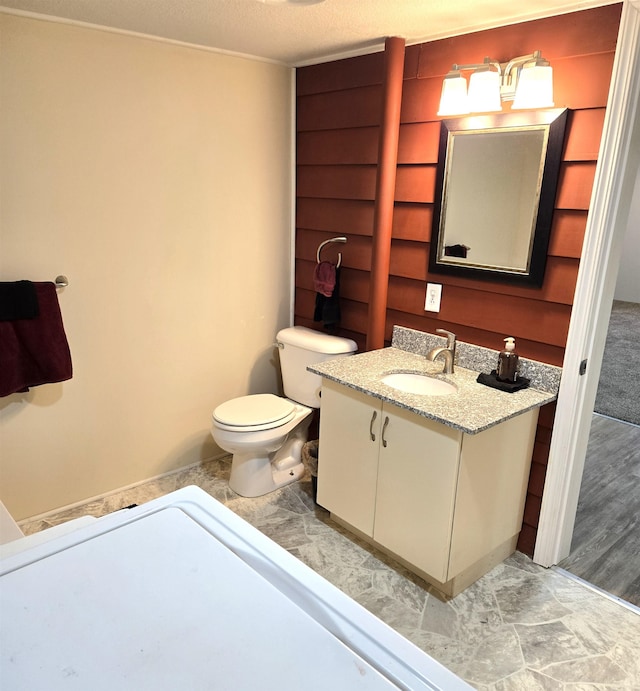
[[500, 50, 548, 101], [447, 56, 501, 76]]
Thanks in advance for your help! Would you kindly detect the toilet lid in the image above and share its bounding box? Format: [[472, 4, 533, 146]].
[[213, 394, 296, 428]]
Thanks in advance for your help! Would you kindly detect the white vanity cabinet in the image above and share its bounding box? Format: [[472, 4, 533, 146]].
[[316, 378, 539, 597]]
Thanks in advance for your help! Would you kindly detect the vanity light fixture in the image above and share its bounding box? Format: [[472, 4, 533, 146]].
[[437, 51, 554, 116]]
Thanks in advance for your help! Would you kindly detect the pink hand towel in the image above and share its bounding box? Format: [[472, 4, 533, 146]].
[[313, 261, 336, 298]]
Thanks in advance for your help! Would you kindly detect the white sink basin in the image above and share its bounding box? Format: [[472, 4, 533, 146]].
[[381, 373, 457, 396]]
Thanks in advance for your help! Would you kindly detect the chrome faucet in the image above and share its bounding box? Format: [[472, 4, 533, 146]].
[[426, 329, 456, 374]]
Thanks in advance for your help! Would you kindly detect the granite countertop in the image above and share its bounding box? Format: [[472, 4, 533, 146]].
[[309, 347, 557, 435]]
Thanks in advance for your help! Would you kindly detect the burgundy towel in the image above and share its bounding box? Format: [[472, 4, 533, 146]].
[[313, 261, 336, 297], [0, 282, 73, 397], [0, 281, 39, 320]]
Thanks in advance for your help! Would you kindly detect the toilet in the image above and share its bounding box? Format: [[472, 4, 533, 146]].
[[211, 326, 357, 497]]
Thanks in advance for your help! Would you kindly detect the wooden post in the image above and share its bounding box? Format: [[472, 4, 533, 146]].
[[366, 36, 405, 351]]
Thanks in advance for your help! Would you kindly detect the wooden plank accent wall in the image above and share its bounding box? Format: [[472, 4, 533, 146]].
[[296, 4, 622, 557]]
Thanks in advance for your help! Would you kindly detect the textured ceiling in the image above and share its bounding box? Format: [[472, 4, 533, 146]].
[[0, 0, 616, 66]]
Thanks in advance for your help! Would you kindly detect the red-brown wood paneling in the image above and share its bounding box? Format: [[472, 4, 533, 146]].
[[552, 53, 617, 109], [415, 4, 620, 78], [296, 230, 373, 270], [397, 122, 441, 163], [392, 204, 433, 242], [394, 166, 437, 203], [297, 198, 375, 236], [297, 51, 384, 95], [548, 210, 588, 258], [297, 128, 380, 165], [556, 162, 598, 209], [564, 108, 606, 161], [295, 4, 622, 558], [400, 76, 444, 124], [297, 86, 382, 131], [422, 256, 580, 306], [297, 165, 378, 200]]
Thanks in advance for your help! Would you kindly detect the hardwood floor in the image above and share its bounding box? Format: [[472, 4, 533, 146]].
[[559, 413, 640, 607]]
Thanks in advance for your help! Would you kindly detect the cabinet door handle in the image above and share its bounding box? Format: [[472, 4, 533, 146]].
[[381, 416, 390, 448], [369, 410, 377, 441]]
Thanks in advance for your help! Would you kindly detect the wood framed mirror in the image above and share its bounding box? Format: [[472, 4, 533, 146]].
[[428, 108, 568, 287]]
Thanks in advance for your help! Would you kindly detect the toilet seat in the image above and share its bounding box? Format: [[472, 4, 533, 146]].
[[213, 394, 296, 432]]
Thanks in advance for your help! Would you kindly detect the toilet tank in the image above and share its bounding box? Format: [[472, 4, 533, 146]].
[[276, 326, 357, 408]]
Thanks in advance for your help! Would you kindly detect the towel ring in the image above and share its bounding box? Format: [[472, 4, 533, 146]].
[[316, 236, 347, 268]]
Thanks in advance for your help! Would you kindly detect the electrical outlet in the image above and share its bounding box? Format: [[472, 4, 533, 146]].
[[425, 283, 442, 312]]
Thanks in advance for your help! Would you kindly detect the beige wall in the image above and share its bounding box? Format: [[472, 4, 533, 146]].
[[0, 14, 293, 520]]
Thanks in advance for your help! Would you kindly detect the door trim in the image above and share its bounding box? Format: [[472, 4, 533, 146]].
[[534, 0, 640, 566]]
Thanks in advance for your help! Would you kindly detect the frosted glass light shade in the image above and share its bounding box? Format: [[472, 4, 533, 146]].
[[512, 64, 554, 109], [468, 69, 501, 113], [437, 74, 469, 116]]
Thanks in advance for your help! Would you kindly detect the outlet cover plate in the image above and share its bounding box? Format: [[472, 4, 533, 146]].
[[425, 283, 442, 312]]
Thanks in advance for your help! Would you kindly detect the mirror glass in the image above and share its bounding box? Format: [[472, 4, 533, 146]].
[[429, 109, 567, 287]]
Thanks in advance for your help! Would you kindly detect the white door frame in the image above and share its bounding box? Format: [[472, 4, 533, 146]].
[[534, 0, 640, 567]]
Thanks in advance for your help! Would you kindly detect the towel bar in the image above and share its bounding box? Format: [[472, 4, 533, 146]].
[[54, 275, 69, 287], [316, 237, 347, 268]]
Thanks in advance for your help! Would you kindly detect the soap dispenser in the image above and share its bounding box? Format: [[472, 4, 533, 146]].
[[496, 337, 519, 382]]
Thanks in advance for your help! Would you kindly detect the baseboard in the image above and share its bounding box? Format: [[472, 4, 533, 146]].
[[17, 453, 230, 527]]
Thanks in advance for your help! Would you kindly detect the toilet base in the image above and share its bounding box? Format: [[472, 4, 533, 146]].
[[272, 461, 305, 492], [229, 435, 307, 498]]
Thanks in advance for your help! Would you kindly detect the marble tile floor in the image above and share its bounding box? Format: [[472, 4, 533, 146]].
[[19, 458, 640, 690]]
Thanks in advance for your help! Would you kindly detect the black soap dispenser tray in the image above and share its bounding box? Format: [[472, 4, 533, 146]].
[[476, 370, 530, 393]]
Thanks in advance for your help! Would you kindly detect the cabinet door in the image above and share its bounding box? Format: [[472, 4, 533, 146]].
[[373, 404, 462, 583], [316, 379, 381, 536]]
